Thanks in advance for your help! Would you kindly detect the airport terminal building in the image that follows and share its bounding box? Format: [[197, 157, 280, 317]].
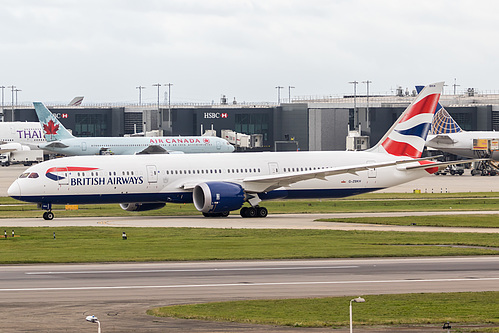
[[5, 90, 499, 152]]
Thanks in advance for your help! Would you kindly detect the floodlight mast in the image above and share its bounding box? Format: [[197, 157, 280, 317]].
[[349, 297, 365, 333], [85, 315, 101, 333]]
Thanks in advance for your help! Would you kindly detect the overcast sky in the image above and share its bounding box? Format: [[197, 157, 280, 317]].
[[2, 0, 498, 104]]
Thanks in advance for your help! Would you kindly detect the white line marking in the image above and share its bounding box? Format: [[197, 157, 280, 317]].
[[25, 266, 358, 275], [3, 277, 499, 292]]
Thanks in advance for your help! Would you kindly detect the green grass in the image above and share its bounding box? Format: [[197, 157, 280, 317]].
[[147, 292, 499, 331], [318, 214, 499, 228], [0, 227, 497, 264]]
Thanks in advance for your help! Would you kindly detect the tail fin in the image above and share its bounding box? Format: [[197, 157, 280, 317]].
[[68, 96, 84, 106], [369, 82, 444, 158], [415, 85, 462, 135], [33, 102, 75, 142]]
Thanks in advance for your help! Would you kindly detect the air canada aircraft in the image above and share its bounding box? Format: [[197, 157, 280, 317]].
[[34, 102, 234, 155], [9, 82, 484, 220]]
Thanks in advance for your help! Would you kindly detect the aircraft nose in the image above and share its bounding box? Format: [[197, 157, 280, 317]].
[[228, 144, 235, 152], [7, 181, 21, 198]]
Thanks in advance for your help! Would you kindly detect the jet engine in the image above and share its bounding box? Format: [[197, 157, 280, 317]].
[[119, 203, 166, 211], [193, 181, 245, 213]]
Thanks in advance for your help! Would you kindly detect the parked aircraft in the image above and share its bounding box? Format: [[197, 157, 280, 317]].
[[34, 102, 234, 155], [0, 122, 45, 152], [426, 106, 499, 160], [10, 82, 482, 220]]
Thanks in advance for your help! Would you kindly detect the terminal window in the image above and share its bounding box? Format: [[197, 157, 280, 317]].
[[75, 114, 108, 137]]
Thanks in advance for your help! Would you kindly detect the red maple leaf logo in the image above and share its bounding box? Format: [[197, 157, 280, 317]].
[[43, 120, 59, 135], [203, 138, 210, 144]]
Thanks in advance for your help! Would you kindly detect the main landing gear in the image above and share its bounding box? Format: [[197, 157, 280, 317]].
[[240, 206, 268, 218]]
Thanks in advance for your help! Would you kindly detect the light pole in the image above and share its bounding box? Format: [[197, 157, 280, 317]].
[[288, 86, 295, 103], [14, 88, 21, 106], [0, 86, 4, 122], [349, 81, 358, 129], [152, 83, 162, 131], [452, 78, 460, 95], [85, 315, 101, 333], [136, 86, 145, 105], [349, 297, 365, 333], [362, 80, 371, 124], [165, 83, 173, 134], [275, 86, 283, 104], [8, 85, 15, 122]]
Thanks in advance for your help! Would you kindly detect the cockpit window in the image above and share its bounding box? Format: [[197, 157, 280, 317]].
[[28, 173, 39, 178], [19, 173, 30, 178]]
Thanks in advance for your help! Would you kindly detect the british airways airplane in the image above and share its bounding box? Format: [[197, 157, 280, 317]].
[[34, 102, 234, 155], [9, 82, 479, 220]]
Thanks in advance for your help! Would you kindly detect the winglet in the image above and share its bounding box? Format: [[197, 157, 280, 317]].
[[33, 102, 75, 142]]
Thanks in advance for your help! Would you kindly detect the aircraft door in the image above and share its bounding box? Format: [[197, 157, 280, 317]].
[[82, 142, 87, 151], [216, 140, 221, 150], [146, 165, 158, 183], [366, 160, 377, 178], [57, 167, 69, 185], [268, 162, 279, 174]]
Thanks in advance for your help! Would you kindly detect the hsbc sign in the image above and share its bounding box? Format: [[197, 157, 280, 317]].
[[204, 112, 228, 119]]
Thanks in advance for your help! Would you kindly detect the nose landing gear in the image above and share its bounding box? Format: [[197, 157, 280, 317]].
[[42, 211, 54, 220]]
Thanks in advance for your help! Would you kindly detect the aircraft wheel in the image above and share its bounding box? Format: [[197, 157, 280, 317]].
[[202, 212, 211, 217], [240, 207, 248, 217], [246, 207, 257, 218], [43, 211, 54, 220], [256, 207, 268, 218], [220, 211, 230, 217]]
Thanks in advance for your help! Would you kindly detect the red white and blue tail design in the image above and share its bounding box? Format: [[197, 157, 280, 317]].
[[370, 82, 444, 158]]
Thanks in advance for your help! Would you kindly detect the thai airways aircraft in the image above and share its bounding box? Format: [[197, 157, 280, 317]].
[[34, 102, 234, 155], [10, 82, 482, 220], [0, 122, 45, 153]]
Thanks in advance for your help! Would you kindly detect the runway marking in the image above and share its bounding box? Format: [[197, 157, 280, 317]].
[[25, 266, 358, 275], [3, 277, 499, 292]]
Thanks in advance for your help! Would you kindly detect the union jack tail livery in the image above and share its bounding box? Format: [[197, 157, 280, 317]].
[[370, 82, 444, 158], [34, 102, 75, 142]]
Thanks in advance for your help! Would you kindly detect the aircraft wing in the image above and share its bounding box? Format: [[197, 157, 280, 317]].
[[180, 157, 440, 193], [426, 134, 456, 144], [400, 158, 490, 171]]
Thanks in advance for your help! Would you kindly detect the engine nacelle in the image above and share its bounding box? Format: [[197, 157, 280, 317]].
[[119, 202, 166, 212], [193, 182, 245, 213]]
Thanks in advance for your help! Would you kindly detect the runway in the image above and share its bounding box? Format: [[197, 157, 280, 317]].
[[1, 257, 498, 332]]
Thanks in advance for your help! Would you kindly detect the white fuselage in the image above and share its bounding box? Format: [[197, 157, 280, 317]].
[[38, 136, 234, 155], [426, 132, 499, 160], [0, 122, 45, 150], [8, 151, 431, 206]]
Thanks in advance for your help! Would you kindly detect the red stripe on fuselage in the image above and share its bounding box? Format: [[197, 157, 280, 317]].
[[381, 138, 421, 158], [46, 166, 99, 173], [418, 160, 439, 174]]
